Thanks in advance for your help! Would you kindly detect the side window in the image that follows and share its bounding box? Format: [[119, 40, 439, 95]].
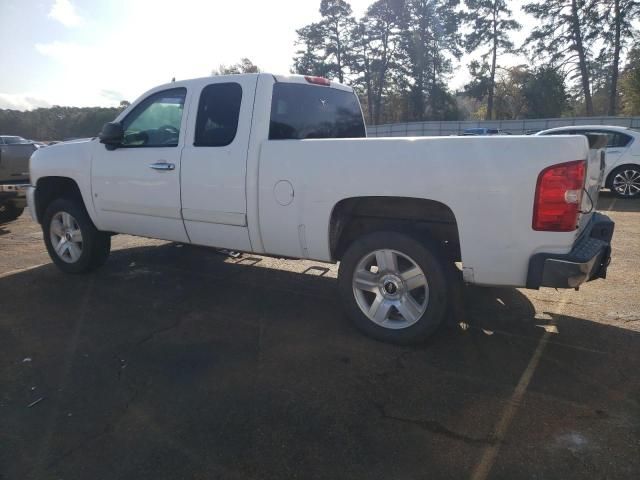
[[121, 88, 186, 148], [194, 83, 242, 147], [606, 132, 632, 148]]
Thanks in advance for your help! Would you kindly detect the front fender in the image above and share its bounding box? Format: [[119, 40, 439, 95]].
[[30, 138, 98, 224]]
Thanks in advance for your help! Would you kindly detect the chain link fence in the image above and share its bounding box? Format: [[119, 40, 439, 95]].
[[366, 116, 640, 137]]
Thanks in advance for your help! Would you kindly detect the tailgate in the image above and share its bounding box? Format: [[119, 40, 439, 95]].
[[0, 144, 33, 183], [577, 134, 607, 232]]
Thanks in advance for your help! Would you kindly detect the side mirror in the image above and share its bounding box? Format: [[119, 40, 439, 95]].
[[99, 122, 124, 150]]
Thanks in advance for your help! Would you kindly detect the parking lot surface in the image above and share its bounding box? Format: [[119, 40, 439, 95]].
[[1, 193, 639, 480]]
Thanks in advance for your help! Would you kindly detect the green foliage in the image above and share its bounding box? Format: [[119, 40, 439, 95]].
[[523, 0, 600, 115], [400, 0, 464, 121], [0, 106, 125, 141], [523, 66, 569, 118], [464, 0, 521, 119], [293, 0, 356, 83], [621, 46, 640, 115], [464, 60, 492, 100], [212, 58, 260, 75], [295, 0, 466, 123], [293, 23, 331, 77], [464, 0, 519, 56], [598, 0, 639, 114]]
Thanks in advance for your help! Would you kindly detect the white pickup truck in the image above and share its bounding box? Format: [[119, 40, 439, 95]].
[[28, 73, 614, 343]]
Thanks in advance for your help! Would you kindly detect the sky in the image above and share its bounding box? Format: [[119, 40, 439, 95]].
[[0, 0, 535, 111]]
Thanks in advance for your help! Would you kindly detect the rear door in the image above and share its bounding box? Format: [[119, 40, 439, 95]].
[[179, 76, 258, 251], [600, 130, 633, 167], [574, 129, 632, 171]]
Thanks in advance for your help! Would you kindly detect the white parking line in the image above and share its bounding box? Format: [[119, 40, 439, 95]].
[[470, 295, 569, 480], [0, 263, 47, 279]]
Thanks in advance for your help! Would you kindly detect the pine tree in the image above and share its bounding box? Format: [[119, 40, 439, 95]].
[[400, 0, 463, 121], [292, 23, 329, 77], [319, 0, 357, 83], [464, 0, 521, 120], [524, 0, 600, 116], [599, 0, 639, 115]]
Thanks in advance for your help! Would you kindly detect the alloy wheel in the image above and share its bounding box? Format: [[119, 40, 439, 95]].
[[352, 249, 429, 330], [49, 211, 83, 263], [612, 169, 640, 198]]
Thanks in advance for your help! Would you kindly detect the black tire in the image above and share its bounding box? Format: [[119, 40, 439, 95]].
[[0, 203, 24, 223], [607, 165, 640, 199], [338, 231, 448, 345], [43, 198, 111, 274]]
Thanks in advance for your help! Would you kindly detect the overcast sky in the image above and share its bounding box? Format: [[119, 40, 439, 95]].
[[1, 0, 536, 110]]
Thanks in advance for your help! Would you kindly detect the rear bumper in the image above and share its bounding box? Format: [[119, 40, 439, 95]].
[[0, 183, 29, 208], [526, 213, 614, 289]]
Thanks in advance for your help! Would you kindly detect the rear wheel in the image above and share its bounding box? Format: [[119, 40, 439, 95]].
[[338, 231, 448, 344], [609, 165, 640, 198], [43, 198, 111, 273]]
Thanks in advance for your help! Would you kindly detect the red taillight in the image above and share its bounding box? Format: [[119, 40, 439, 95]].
[[533, 160, 586, 232], [304, 76, 331, 86]]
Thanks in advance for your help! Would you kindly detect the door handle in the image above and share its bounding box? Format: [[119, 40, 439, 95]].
[[149, 162, 175, 171]]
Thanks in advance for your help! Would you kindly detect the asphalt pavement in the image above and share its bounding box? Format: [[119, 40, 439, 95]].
[[1, 192, 639, 480]]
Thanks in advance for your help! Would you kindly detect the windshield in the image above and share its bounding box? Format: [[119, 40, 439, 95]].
[[269, 83, 365, 140], [2, 136, 30, 145]]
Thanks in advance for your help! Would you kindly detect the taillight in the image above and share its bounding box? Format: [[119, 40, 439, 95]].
[[304, 76, 331, 86], [533, 160, 586, 232]]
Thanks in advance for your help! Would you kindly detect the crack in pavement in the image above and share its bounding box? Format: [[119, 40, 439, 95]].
[[373, 401, 497, 446], [134, 315, 186, 347]]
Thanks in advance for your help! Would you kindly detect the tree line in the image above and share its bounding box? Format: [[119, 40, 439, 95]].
[[2, 0, 640, 140], [0, 103, 128, 142], [292, 0, 640, 123]]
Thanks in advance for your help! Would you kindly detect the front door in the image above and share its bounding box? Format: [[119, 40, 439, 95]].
[[91, 87, 190, 242]]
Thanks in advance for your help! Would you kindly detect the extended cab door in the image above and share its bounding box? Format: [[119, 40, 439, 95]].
[[179, 76, 257, 251], [91, 87, 190, 242]]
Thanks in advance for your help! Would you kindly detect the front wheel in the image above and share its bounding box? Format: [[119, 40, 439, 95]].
[[609, 165, 640, 198], [338, 232, 448, 344], [43, 198, 111, 273]]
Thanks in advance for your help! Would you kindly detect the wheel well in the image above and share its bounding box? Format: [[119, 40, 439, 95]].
[[606, 164, 640, 188], [34, 177, 84, 224], [329, 197, 461, 261]]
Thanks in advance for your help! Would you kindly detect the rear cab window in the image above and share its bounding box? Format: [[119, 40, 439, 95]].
[[269, 83, 365, 140]]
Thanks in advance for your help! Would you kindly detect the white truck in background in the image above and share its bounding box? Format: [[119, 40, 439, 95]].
[[28, 73, 614, 344]]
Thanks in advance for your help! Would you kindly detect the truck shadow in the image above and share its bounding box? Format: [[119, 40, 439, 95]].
[[1, 243, 639, 480]]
